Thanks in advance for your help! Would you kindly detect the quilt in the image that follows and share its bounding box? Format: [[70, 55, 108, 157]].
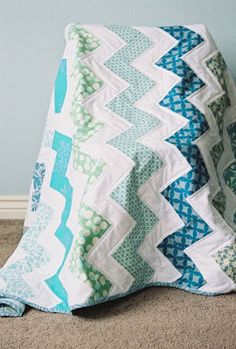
[[0, 24, 236, 317]]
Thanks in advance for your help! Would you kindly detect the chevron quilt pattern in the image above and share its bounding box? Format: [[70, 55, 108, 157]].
[[1, 24, 236, 317]]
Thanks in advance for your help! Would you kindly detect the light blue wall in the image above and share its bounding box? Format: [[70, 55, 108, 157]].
[[1, 0, 236, 194]]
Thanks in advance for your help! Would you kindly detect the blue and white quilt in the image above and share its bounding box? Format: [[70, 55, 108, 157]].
[[0, 24, 236, 317]]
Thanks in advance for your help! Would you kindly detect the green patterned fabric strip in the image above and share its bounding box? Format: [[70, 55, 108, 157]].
[[68, 25, 113, 302]]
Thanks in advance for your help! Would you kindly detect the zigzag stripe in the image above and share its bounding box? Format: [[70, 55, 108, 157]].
[[155, 26, 212, 289], [205, 52, 236, 220], [67, 26, 105, 187], [168, 26, 235, 292], [104, 25, 163, 290], [45, 131, 73, 312], [79, 25, 136, 295], [133, 27, 190, 283], [207, 52, 230, 216], [67, 25, 117, 304]]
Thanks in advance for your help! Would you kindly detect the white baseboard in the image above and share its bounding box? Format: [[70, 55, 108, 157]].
[[0, 196, 29, 220]]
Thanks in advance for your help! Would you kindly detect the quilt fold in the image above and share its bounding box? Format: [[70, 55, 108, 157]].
[[1, 23, 236, 317]]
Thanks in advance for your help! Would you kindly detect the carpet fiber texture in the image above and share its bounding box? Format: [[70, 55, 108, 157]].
[[0, 220, 236, 349]]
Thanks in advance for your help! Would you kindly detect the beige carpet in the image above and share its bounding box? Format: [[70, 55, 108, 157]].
[[0, 220, 236, 349]]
